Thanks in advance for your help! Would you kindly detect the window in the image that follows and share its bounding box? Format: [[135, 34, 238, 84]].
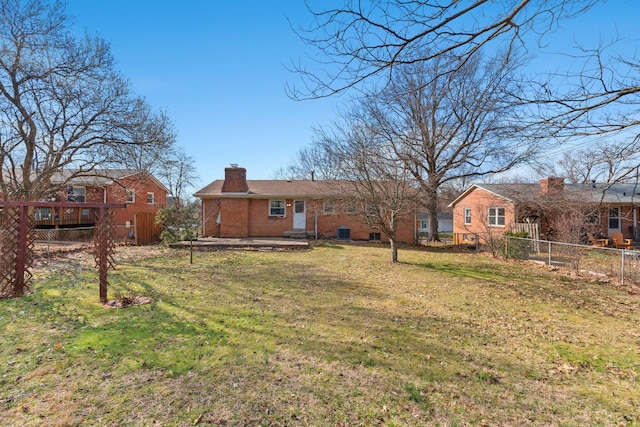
[[126, 189, 135, 203], [419, 220, 428, 231], [366, 201, 378, 217], [323, 199, 334, 214], [585, 210, 600, 224], [369, 232, 381, 241], [609, 207, 620, 230], [269, 200, 285, 216], [345, 200, 357, 214], [487, 207, 505, 226], [147, 192, 155, 205], [464, 208, 472, 225], [34, 208, 52, 221], [65, 185, 86, 202]]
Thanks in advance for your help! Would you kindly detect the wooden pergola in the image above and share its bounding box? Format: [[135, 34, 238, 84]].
[[0, 201, 126, 302]]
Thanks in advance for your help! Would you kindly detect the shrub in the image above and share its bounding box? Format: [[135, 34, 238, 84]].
[[502, 231, 531, 259]]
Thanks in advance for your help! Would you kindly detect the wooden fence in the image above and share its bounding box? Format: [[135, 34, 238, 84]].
[[135, 212, 161, 245]]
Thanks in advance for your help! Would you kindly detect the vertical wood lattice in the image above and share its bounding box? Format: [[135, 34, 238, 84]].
[[0, 206, 34, 298], [94, 207, 117, 303]]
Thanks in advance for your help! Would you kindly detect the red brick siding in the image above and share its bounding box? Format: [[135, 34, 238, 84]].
[[452, 188, 515, 243], [220, 198, 250, 237], [201, 199, 221, 237], [202, 196, 416, 243], [80, 173, 166, 240], [221, 167, 249, 193]]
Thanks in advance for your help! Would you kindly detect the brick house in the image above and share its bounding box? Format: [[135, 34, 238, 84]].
[[194, 165, 418, 243], [449, 177, 640, 244], [31, 170, 167, 241]]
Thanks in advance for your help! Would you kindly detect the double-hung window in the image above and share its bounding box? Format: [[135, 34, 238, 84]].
[[126, 189, 135, 203], [147, 192, 155, 205], [464, 208, 472, 225], [323, 200, 334, 214], [488, 207, 505, 226], [269, 200, 285, 216], [609, 207, 620, 230]]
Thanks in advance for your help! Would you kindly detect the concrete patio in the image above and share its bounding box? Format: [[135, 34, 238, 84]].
[[169, 237, 311, 251]]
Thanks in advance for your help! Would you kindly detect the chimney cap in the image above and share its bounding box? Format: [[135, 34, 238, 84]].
[[230, 163, 238, 168]]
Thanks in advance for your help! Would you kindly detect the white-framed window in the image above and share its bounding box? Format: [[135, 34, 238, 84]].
[[147, 192, 155, 205], [609, 207, 620, 230], [323, 199, 334, 214], [126, 189, 135, 203], [487, 207, 505, 226], [464, 208, 472, 225], [74, 186, 86, 202], [345, 200, 357, 214], [269, 200, 286, 216], [419, 220, 428, 231]]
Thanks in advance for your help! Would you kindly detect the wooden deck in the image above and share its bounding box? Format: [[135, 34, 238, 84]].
[[32, 206, 97, 227]]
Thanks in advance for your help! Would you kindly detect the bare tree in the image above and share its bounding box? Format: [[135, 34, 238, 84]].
[[289, 0, 595, 99], [155, 149, 199, 205], [273, 142, 342, 181], [315, 112, 418, 263], [0, 0, 174, 201], [535, 139, 640, 184], [361, 52, 530, 242]]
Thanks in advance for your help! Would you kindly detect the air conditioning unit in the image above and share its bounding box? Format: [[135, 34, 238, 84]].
[[337, 226, 350, 240]]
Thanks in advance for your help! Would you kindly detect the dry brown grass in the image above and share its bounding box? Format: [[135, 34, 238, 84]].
[[1, 242, 639, 426]]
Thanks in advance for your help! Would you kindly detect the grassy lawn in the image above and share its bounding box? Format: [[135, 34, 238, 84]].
[[1, 243, 639, 426]]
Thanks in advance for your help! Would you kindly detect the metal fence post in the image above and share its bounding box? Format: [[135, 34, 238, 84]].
[[621, 250, 626, 287], [505, 236, 508, 258], [548, 241, 552, 266]]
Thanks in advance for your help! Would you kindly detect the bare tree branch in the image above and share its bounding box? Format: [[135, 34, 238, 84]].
[[288, 0, 595, 99]]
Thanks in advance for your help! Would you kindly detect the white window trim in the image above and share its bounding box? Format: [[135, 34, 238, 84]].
[[345, 200, 357, 214], [126, 189, 135, 203], [269, 200, 286, 217], [464, 208, 472, 225], [609, 207, 621, 230], [323, 199, 335, 214], [74, 186, 86, 203], [147, 192, 155, 205], [487, 206, 505, 227]]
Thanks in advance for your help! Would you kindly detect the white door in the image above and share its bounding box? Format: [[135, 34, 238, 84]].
[[293, 200, 306, 230]]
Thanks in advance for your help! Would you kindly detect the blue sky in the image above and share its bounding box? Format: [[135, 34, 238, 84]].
[[66, 1, 341, 188], [65, 1, 638, 189]]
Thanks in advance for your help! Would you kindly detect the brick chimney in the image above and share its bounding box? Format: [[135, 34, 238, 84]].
[[221, 164, 249, 193], [540, 177, 564, 195]]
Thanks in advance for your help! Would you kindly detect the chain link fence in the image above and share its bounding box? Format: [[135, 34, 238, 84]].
[[503, 235, 640, 286]]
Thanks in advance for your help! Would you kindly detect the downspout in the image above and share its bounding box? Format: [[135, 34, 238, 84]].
[[634, 206, 637, 240], [314, 206, 318, 239], [413, 207, 420, 245], [201, 200, 206, 236]]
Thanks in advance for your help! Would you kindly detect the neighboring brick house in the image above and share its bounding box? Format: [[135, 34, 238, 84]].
[[32, 170, 167, 241], [194, 165, 418, 243], [449, 177, 640, 244]]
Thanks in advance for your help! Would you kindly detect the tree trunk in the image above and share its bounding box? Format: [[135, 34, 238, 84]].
[[390, 238, 398, 263], [425, 187, 440, 242]]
